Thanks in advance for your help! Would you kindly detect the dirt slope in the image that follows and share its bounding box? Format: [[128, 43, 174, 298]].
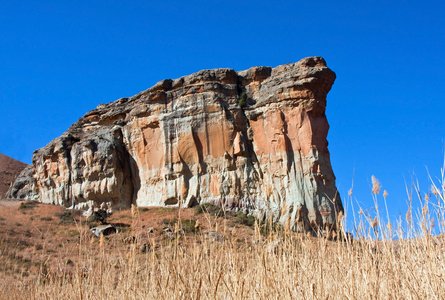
[[0, 153, 27, 198], [0, 201, 259, 284]]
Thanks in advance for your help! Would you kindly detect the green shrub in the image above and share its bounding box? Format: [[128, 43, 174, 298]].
[[65, 230, 79, 237], [195, 203, 224, 216], [260, 221, 283, 236], [114, 225, 130, 233], [161, 218, 200, 234], [234, 212, 256, 227], [18, 201, 38, 210], [180, 219, 200, 234], [238, 90, 248, 108], [87, 209, 108, 225], [162, 218, 177, 227], [56, 211, 76, 225], [158, 207, 177, 213]]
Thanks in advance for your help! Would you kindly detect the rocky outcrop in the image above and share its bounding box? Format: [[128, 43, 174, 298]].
[[7, 56, 343, 231], [0, 153, 27, 198]]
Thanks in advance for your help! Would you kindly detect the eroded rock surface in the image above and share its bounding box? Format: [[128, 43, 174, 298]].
[[7, 56, 343, 231]]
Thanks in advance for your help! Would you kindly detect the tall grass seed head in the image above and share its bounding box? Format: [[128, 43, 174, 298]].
[[431, 185, 439, 195], [372, 216, 378, 229], [422, 203, 429, 216], [337, 211, 344, 223], [371, 175, 381, 194], [406, 207, 412, 222]]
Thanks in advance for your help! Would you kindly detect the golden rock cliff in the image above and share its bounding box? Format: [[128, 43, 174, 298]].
[[8, 56, 343, 231]]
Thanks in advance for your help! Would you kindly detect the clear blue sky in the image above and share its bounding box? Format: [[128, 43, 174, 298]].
[[1, 1, 444, 227]]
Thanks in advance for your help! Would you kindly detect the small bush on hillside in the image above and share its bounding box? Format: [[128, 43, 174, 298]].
[[160, 218, 200, 234], [55, 211, 81, 225], [114, 223, 130, 233], [233, 211, 256, 227], [87, 209, 109, 225], [18, 201, 38, 210], [180, 219, 200, 234], [259, 220, 283, 236], [158, 207, 177, 213], [68, 230, 79, 237], [162, 218, 177, 227], [195, 203, 224, 216]]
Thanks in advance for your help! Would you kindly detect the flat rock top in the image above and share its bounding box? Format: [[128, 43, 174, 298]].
[[0, 153, 27, 198]]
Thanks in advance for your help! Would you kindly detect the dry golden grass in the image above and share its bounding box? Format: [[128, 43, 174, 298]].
[[1, 169, 445, 299]]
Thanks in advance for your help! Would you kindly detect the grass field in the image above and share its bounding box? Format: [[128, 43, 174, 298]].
[[1, 171, 444, 299]]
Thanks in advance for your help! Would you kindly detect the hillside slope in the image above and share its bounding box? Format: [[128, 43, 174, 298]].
[[0, 153, 27, 198]]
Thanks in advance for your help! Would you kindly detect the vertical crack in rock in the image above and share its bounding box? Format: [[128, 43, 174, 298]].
[[7, 56, 343, 232]]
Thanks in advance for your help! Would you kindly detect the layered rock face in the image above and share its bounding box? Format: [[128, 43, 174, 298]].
[[7, 56, 343, 231]]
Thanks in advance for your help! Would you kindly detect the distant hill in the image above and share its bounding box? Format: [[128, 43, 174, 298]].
[[0, 153, 27, 198]]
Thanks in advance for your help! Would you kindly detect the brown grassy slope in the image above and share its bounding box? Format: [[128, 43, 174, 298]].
[[0, 201, 259, 291], [0, 153, 27, 198], [1, 199, 445, 298]]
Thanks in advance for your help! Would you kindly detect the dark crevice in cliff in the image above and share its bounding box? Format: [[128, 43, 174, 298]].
[[201, 93, 211, 164], [234, 78, 263, 181], [178, 155, 194, 207], [217, 97, 233, 122], [121, 142, 140, 207], [192, 131, 206, 174], [61, 134, 80, 207], [163, 118, 174, 179]]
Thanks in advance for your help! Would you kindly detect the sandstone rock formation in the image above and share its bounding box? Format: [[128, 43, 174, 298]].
[[0, 153, 27, 198], [7, 56, 343, 231]]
